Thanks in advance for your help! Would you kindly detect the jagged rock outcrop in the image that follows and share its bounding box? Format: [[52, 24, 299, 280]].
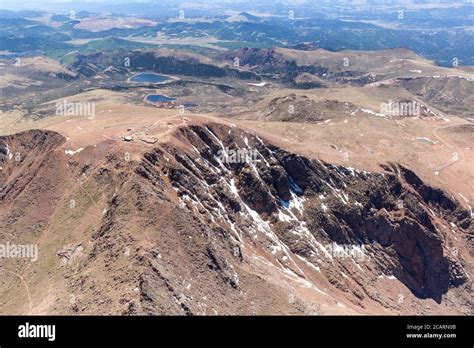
[[151, 123, 471, 304], [0, 124, 471, 315]]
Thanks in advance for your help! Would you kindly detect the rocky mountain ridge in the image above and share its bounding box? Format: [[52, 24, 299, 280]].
[[0, 124, 471, 314]]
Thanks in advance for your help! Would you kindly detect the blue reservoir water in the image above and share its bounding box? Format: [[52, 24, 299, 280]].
[[146, 94, 177, 103], [130, 73, 172, 83]]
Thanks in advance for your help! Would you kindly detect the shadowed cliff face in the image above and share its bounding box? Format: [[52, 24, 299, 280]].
[[0, 125, 471, 315], [151, 123, 470, 303]]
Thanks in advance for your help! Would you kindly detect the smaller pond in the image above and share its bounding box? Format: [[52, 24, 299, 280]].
[[182, 102, 198, 108], [129, 73, 173, 84], [146, 94, 177, 103]]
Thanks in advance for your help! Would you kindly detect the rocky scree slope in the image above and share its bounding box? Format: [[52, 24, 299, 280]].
[[0, 125, 471, 314]]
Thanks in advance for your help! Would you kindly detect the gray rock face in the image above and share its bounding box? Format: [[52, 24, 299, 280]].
[[157, 123, 470, 303], [1, 125, 470, 315]]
